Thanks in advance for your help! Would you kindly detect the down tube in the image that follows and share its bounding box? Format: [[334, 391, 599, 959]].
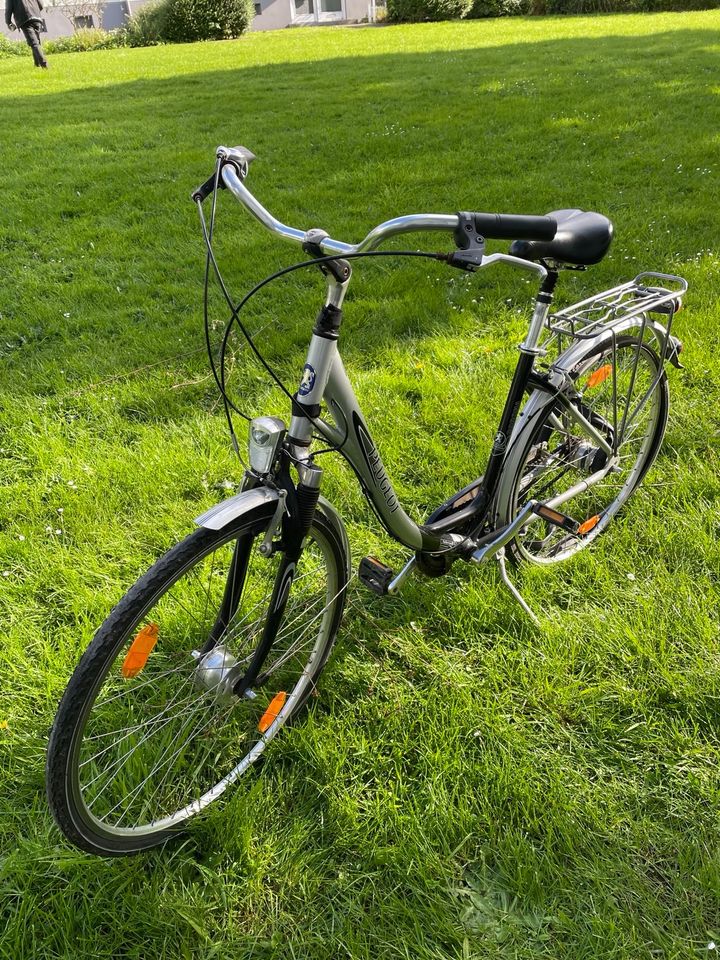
[[314, 353, 425, 551]]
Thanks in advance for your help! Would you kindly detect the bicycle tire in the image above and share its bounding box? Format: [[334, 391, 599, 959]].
[[496, 334, 669, 565], [46, 502, 349, 856]]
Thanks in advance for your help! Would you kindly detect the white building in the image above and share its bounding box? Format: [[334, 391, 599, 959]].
[[253, 0, 368, 30]]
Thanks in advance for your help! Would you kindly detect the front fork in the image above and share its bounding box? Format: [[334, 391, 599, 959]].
[[220, 265, 342, 681], [226, 455, 323, 695]]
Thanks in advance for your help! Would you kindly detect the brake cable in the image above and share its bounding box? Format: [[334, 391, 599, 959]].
[[197, 183, 450, 461]]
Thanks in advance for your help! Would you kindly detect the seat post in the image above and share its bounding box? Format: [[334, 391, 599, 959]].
[[520, 269, 558, 355]]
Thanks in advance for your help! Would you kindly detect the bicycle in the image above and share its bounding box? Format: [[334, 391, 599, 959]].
[[46, 145, 687, 855]]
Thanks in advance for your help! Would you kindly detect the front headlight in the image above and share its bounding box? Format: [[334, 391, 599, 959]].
[[248, 416, 286, 475]]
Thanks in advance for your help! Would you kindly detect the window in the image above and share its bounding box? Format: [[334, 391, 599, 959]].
[[254, 2, 261, 12], [73, 14, 94, 28]]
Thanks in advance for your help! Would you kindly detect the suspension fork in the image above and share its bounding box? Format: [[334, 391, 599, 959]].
[[197, 472, 264, 657], [231, 457, 324, 696], [201, 535, 255, 654]]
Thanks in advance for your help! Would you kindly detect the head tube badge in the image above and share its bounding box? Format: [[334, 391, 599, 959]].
[[298, 364, 316, 397]]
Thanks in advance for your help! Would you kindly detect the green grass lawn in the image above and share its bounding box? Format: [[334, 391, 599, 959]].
[[2, 10, 720, 958]]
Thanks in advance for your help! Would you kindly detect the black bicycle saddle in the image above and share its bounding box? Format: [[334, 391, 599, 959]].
[[510, 208, 613, 266]]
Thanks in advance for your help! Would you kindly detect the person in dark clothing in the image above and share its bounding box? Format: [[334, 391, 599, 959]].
[[5, 0, 48, 68]]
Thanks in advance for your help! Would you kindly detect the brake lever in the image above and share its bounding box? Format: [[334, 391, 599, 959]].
[[192, 146, 257, 204]]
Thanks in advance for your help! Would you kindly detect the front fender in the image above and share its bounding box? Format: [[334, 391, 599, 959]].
[[194, 488, 351, 581], [194, 486, 278, 531]]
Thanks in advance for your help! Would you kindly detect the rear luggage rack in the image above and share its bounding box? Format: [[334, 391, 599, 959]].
[[543, 271, 688, 352]]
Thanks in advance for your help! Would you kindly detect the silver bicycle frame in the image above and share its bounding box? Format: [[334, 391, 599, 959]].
[[217, 148, 627, 553], [218, 154, 551, 551], [283, 272, 553, 554], [297, 333, 428, 551]]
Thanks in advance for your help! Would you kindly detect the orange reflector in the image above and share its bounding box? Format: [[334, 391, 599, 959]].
[[586, 364, 612, 390], [258, 691, 287, 733], [121, 623, 159, 678], [578, 514, 601, 536]]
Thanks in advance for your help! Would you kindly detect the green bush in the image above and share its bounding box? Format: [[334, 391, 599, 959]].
[[547, 0, 718, 9], [467, 0, 527, 16], [389, 0, 719, 17], [44, 28, 125, 54], [540, 0, 719, 9], [158, 0, 254, 41], [123, 0, 253, 44], [2, 0, 254, 58], [387, 0, 472, 21], [0, 33, 29, 57], [122, 1, 168, 46]]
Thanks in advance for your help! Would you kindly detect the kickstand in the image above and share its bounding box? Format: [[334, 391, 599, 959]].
[[496, 548, 540, 627]]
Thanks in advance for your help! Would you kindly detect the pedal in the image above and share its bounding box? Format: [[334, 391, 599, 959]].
[[531, 503, 580, 535], [359, 556, 394, 596]]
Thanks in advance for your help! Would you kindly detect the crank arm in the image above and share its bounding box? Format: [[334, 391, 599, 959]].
[[471, 500, 539, 564]]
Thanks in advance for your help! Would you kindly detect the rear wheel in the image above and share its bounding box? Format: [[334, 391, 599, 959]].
[[46, 504, 348, 855], [499, 335, 668, 564]]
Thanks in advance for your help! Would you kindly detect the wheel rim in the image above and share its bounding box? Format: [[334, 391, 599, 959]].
[[68, 522, 341, 839], [512, 340, 666, 563]]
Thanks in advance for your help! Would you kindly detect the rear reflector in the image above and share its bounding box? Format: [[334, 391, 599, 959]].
[[586, 364, 612, 389], [578, 514, 601, 536], [122, 623, 159, 678]]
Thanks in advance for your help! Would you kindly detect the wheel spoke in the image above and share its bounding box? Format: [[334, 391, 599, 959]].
[[109, 698, 234, 825], [83, 681, 215, 801]]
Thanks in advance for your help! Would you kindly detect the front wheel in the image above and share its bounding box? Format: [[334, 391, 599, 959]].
[[46, 502, 349, 855], [497, 335, 669, 564]]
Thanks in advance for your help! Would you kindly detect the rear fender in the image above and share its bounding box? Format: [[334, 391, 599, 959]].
[[506, 315, 670, 455], [494, 316, 668, 520], [549, 315, 670, 380]]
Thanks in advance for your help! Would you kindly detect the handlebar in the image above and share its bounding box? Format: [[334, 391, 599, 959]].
[[196, 145, 557, 266], [220, 161, 459, 256]]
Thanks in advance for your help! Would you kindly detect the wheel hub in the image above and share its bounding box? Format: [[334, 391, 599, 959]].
[[574, 441, 609, 473], [191, 644, 242, 699]]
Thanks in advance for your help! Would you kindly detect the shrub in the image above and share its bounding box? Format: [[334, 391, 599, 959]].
[[158, 0, 254, 41], [122, 1, 168, 46], [44, 28, 125, 54], [123, 0, 254, 44], [387, 0, 472, 21], [390, 0, 720, 16], [0, 33, 29, 57], [541, 0, 719, 9], [467, 0, 527, 16]]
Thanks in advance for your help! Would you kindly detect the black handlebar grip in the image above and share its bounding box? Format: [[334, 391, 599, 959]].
[[472, 213, 557, 241], [191, 171, 225, 204]]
